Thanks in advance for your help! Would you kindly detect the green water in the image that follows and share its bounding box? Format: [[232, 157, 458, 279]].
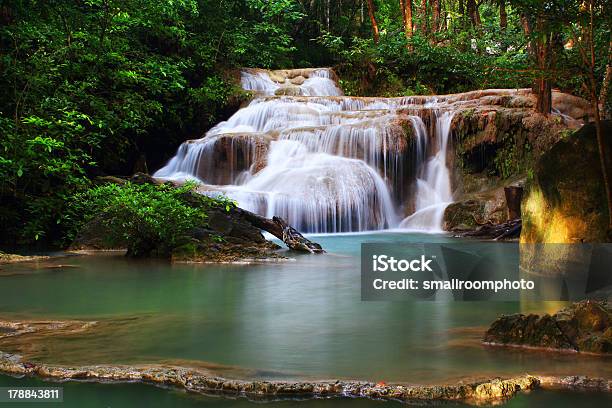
[[1, 232, 611, 406]]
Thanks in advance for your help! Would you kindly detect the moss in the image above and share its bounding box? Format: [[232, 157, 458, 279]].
[[401, 120, 415, 140], [462, 108, 475, 119], [443, 200, 487, 230]]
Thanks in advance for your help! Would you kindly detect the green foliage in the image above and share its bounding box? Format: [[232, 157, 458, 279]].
[[0, 0, 300, 245], [319, 24, 532, 97], [65, 181, 236, 257]]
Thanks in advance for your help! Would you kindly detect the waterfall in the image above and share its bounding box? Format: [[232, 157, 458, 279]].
[[154, 68, 456, 233], [399, 111, 455, 232]]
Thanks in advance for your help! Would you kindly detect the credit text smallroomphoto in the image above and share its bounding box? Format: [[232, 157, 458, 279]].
[[0, 1, 611, 407]]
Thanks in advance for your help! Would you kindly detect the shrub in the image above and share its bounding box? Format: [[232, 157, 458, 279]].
[[65, 181, 235, 257]]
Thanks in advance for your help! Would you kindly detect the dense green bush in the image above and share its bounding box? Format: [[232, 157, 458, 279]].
[[65, 182, 235, 257]]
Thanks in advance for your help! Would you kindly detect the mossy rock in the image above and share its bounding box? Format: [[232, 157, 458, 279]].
[[484, 301, 612, 354], [444, 200, 486, 230], [521, 121, 611, 243]]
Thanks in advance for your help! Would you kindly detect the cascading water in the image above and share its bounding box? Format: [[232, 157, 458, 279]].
[[399, 111, 455, 232], [154, 68, 457, 233]]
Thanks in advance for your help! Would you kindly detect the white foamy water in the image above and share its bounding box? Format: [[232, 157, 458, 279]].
[[155, 68, 457, 233], [399, 111, 455, 232]]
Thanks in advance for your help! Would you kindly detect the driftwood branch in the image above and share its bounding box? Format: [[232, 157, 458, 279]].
[[239, 209, 324, 253], [460, 218, 522, 240]]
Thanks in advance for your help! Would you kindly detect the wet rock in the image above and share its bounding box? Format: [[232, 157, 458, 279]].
[[290, 76, 306, 85], [451, 96, 585, 179], [484, 300, 612, 354], [484, 313, 575, 350], [130, 172, 163, 185], [0, 346, 539, 405], [444, 199, 505, 231], [183, 133, 272, 184], [171, 206, 283, 263], [445, 90, 590, 237], [275, 86, 303, 96], [244, 68, 339, 85], [443, 178, 522, 235], [539, 375, 612, 392]]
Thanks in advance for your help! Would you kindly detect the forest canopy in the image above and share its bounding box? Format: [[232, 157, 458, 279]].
[[0, 0, 610, 245]]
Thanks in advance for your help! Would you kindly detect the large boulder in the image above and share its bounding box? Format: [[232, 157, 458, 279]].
[[443, 187, 508, 231], [521, 121, 612, 243]]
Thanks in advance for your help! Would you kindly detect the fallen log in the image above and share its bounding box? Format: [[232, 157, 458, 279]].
[[239, 209, 324, 253], [461, 219, 522, 240]]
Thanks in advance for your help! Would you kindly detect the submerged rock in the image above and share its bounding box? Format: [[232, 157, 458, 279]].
[[539, 375, 612, 392], [484, 300, 612, 353]]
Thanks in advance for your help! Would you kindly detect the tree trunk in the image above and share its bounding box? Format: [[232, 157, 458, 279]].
[[400, 0, 406, 26], [240, 209, 324, 253], [432, 0, 440, 32], [520, 14, 532, 53], [404, 0, 413, 40], [592, 101, 612, 235], [534, 24, 553, 114], [419, 0, 428, 34], [504, 186, 523, 221], [466, 0, 480, 27], [521, 14, 552, 115], [366, 0, 379, 43], [533, 56, 552, 114], [599, 39, 612, 119], [499, 0, 507, 29]]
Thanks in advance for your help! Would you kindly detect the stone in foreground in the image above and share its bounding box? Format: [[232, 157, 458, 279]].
[[483, 300, 612, 353]]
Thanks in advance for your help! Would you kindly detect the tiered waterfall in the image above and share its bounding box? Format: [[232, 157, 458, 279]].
[[155, 68, 457, 233]]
